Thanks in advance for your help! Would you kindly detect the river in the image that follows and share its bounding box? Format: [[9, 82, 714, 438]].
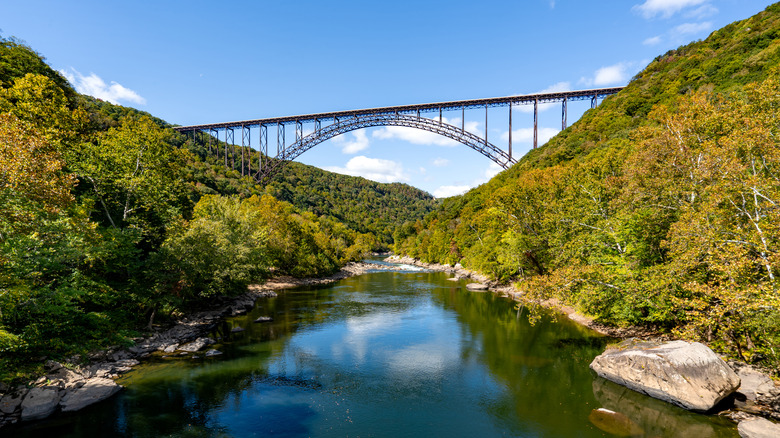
[[9, 266, 738, 437]]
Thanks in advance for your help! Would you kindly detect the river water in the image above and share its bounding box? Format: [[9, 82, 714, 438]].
[[10, 267, 738, 437]]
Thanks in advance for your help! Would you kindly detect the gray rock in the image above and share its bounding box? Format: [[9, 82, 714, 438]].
[[738, 417, 780, 438], [590, 339, 740, 412], [204, 349, 223, 357], [178, 337, 215, 352], [60, 378, 121, 412], [466, 283, 488, 291], [162, 343, 178, 353], [254, 316, 273, 323], [230, 326, 246, 333], [737, 367, 777, 402], [20, 387, 60, 421], [0, 390, 25, 415]]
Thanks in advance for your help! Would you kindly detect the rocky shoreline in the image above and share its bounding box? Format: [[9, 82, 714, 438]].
[[3, 256, 778, 434], [385, 255, 780, 432], [0, 261, 399, 430]]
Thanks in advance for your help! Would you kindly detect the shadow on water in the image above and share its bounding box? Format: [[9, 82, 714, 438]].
[[5, 270, 739, 437]]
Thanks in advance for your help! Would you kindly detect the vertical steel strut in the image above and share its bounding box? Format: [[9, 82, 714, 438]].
[[562, 97, 568, 130], [508, 102, 512, 160], [484, 104, 488, 146], [259, 124, 267, 177], [533, 99, 538, 149]]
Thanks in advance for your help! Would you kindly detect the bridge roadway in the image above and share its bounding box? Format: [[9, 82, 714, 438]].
[[174, 86, 624, 182]]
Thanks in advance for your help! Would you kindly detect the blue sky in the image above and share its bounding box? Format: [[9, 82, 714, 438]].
[[2, 0, 774, 197]]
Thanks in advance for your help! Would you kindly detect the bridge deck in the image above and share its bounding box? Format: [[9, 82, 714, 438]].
[[174, 87, 623, 131]]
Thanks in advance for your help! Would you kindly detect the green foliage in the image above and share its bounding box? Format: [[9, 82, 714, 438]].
[[395, 4, 780, 370], [0, 34, 408, 382]]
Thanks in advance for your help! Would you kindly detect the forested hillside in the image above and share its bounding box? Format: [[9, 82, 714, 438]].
[[0, 35, 430, 382], [394, 4, 780, 369], [182, 146, 437, 247]]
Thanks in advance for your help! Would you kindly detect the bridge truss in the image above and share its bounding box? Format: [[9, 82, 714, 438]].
[[174, 87, 623, 183]]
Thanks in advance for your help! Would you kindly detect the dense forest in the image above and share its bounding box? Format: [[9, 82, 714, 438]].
[[394, 4, 780, 370], [0, 35, 433, 382]]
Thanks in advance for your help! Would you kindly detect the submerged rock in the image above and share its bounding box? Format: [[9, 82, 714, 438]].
[[60, 378, 121, 412], [588, 408, 644, 437], [178, 337, 215, 352], [20, 387, 60, 421], [738, 417, 780, 438], [0, 391, 25, 415], [231, 326, 246, 333], [590, 339, 740, 412], [466, 283, 488, 291], [253, 316, 273, 323], [204, 349, 223, 357]]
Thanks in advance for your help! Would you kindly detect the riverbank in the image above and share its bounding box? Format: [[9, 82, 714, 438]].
[[384, 254, 780, 424], [383, 255, 656, 338], [0, 261, 402, 429]]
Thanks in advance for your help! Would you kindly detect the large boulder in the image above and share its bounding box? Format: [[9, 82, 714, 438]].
[[178, 337, 215, 352], [590, 339, 740, 412], [60, 378, 122, 412], [738, 417, 780, 438], [20, 387, 60, 421]]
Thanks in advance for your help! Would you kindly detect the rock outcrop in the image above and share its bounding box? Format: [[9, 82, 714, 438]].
[[60, 378, 121, 412], [590, 339, 741, 412], [20, 387, 60, 421], [738, 417, 780, 438]]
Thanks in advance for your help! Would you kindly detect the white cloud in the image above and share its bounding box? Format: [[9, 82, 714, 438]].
[[482, 162, 503, 181], [432, 162, 505, 198], [433, 185, 470, 198], [372, 116, 481, 146], [500, 127, 560, 146], [60, 68, 146, 105], [432, 157, 449, 167], [333, 130, 370, 154], [643, 35, 663, 46], [324, 155, 409, 183], [515, 81, 571, 113], [549, 0, 556, 9], [633, 0, 708, 19], [670, 21, 713, 37], [684, 4, 718, 19], [580, 62, 645, 87]]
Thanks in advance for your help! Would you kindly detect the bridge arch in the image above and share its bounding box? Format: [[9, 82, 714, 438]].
[[260, 113, 516, 182]]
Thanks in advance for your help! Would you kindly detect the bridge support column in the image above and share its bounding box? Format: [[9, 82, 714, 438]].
[[242, 125, 250, 177], [259, 124, 267, 178], [484, 105, 488, 146], [277, 122, 285, 158], [591, 95, 598, 109], [562, 97, 568, 130], [226, 128, 235, 170], [508, 102, 512, 160], [533, 99, 538, 149]]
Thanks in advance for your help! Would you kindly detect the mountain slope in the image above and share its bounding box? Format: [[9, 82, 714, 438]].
[[394, 3, 780, 369]]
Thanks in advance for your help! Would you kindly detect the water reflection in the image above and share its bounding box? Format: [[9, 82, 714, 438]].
[[5, 271, 739, 437]]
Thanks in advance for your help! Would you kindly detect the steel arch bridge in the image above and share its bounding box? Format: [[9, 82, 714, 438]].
[[175, 87, 623, 183]]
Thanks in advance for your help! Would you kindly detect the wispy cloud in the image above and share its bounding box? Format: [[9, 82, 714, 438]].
[[324, 156, 409, 183], [500, 126, 560, 146], [333, 130, 370, 154], [670, 21, 713, 37], [432, 157, 450, 167], [372, 116, 480, 146], [433, 185, 470, 198], [580, 62, 644, 87], [60, 68, 145, 105], [643, 35, 663, 46], [432, 162, 505, 198], [646, 20, 713, 46], [633, 0, 709, 19], [514, 81, 571, 113]]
